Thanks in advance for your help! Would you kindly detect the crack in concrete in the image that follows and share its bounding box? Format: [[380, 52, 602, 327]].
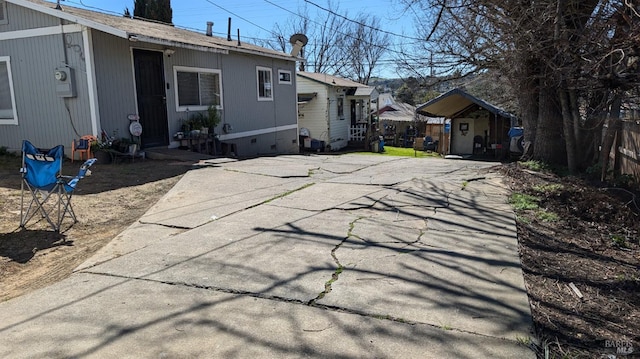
[[307, 217, 362, 305], [79, 271, 525, 345], [222, 167, 311, 179], [140, 183, 317, 230], [136, 221, 192, 230]]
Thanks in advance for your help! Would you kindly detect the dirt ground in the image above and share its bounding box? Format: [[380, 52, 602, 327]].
[[499, 163, 640, 358], [1, 153, 639, 358], [0, 154, 193, 302]]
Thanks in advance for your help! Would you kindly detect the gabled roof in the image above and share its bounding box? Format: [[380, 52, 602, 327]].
[[297, 71, 378, 98], [297, 71, 368, 88], [7, 0, 299, 61], [376, 93, 442, 123], [416, 88, 516, 120]]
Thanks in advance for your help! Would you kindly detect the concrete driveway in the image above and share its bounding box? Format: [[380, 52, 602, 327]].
[[0, 154, 534, 358]]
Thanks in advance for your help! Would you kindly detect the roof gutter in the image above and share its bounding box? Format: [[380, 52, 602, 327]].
[[127, 34, 229, 54], [227, 46, 301, 62]]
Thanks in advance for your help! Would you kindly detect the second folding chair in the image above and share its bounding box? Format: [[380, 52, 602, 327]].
[[71, 135, 98, 163]]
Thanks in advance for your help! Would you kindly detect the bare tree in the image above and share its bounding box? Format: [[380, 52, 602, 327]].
[[340, 14, 391, 85], [265, 1, 390, 84], [397, 0, 640, 174]]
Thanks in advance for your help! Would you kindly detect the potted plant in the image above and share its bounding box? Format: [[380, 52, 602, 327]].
[[187, 112, 204, 137], [116, 137, 137, 155], [204, 105, 221, 135], [90, 139, 112, 164]]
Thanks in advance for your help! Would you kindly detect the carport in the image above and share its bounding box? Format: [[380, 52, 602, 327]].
[[416, 88, 518, 156]]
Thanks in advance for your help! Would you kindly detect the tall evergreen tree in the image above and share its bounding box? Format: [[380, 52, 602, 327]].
[[133, 0, 146, 18], [133, 0, 172, 24]]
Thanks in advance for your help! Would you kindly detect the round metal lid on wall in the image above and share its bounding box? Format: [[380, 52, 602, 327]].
[[129, 121, 142, 136]]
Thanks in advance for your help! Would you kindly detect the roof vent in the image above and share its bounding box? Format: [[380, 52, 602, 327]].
[[206, 21, 213, 37], [289, 33, 308, 57]]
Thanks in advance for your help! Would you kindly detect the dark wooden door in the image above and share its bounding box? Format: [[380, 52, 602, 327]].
[[350, 100, 357, 125], [133, 49, 168, 148]]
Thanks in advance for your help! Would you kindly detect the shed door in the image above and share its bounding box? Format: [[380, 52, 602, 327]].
[[452, 118, 474, 154], [133, 49, 168, 148]]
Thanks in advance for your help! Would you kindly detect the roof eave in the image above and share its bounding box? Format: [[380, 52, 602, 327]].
[[9, 0, 296, 61], [228, 46, 298, 62], [128, 34, 228, 54]]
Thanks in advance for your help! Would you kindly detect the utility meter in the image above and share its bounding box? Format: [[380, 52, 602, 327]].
[[54, 69, 67, 81], [54, 67, 76, 98]]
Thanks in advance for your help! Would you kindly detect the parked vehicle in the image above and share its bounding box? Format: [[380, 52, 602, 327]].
[[508, 127, 525, 159]]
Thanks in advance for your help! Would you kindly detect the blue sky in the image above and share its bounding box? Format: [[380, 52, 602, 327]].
[[54, 0, 418, 77]]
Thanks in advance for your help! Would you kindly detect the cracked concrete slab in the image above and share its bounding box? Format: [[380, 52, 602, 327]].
[[320, 229, 531, 340], [0, 273, 531, 359], [0, 154, 534, 358], [268, 182, 391, 211], [81, 208, 359, 303], [139, 167, 311, 228], [75, 221, 185, 271]]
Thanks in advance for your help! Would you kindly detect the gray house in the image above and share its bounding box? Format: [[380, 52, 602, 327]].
[[0, 0, 302, 157], [296, 72, 377, 151]]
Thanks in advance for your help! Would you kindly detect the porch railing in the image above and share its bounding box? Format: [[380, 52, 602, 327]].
[[349, 124, 367, 142]]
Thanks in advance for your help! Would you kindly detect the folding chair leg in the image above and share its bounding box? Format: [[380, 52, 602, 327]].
[[20, 183, 76, 232]]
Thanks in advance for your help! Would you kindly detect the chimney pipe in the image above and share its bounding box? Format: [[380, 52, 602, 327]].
[[227, 17, 232, 41], [206, 21, 213, 37], [237, 29, 241, 46]]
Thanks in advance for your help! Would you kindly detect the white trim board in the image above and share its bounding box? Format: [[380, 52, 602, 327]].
[[218, 124, 297, 141], [0, 24, 81, 41]]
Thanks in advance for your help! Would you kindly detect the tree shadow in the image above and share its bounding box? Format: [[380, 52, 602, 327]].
[[0, 155, 534, 358]]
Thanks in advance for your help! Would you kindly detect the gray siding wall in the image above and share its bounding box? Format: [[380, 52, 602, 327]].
[[0, 5, 91, 152], [92, 32, 227, 142], [0, 2, 298, 157], [93, 34, 298, 156], [220, 53, 298, 156], [2, 2, 59, 32], [163, 46, 222, 135], [91, 30, 138, 140]]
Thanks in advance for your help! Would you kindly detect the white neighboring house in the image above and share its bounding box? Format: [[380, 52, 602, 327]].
[[296, 72, 378, 151]]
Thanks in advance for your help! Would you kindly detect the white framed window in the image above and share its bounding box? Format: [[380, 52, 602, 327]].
[[278, 69, 291, 85], [173, 66, 222, 112], [0, 56, 18, 125], [257, 66, 273, 101], [0, 1, 7, 25]]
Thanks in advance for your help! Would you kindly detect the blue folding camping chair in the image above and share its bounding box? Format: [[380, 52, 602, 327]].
[[20, 140, 96, 232]]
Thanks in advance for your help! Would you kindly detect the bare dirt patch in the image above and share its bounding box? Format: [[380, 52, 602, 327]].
[[0, 155, 193, 302], [500, 163, 640, 358]]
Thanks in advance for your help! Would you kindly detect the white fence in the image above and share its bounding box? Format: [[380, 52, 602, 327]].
[[349, 124, 367, 142]]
